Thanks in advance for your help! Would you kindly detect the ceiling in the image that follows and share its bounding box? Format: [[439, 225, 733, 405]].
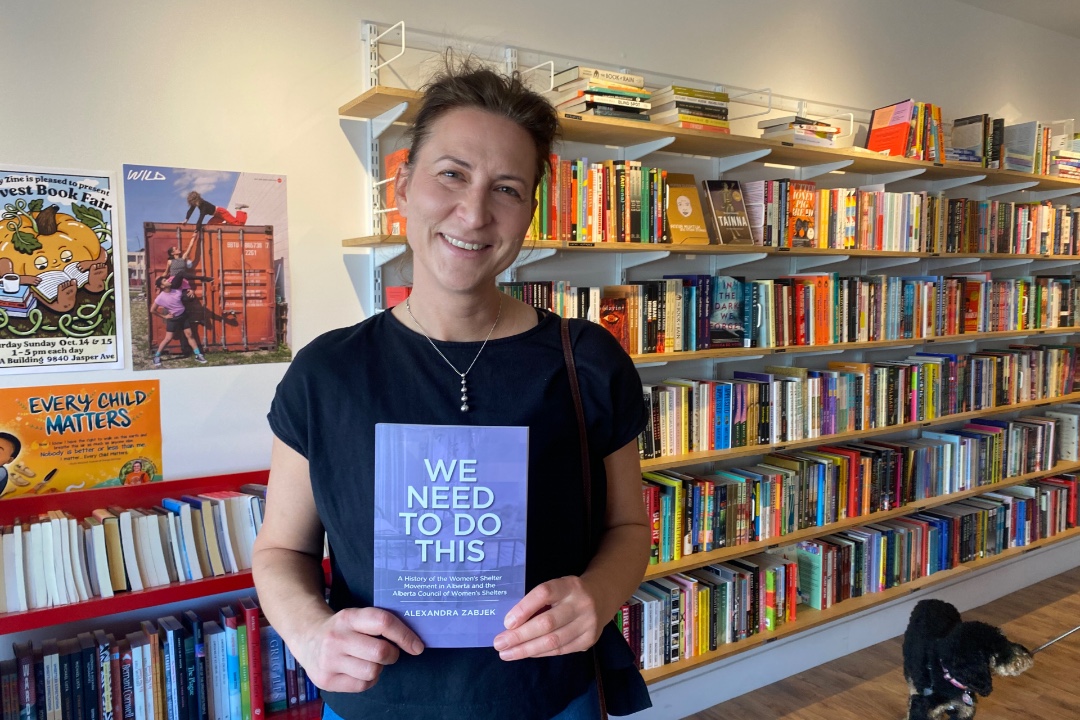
[[954, 0, 1080, 39]]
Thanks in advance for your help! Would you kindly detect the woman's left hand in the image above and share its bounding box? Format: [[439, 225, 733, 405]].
[[493, 575, 603, 661]]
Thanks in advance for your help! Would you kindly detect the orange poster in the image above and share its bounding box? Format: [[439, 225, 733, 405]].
[[0, 379, 162, 499]]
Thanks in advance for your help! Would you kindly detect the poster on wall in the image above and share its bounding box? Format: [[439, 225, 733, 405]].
[[0, 379, 162, 499], [123, 164, 291, 370], [0, 166, 123, 373]]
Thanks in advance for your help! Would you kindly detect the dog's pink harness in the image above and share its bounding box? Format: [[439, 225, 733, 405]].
[[939, 663, 974, 706]]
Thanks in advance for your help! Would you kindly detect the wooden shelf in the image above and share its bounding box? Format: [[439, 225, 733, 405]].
[[643, 459, 1080, 581], [339, 86, 1080, 190], [640, 389, 1080, 472], [639, 524, 1080, 683]]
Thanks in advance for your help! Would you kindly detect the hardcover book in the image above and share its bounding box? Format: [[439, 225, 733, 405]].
[[866, 99, 915, 157], [702, 180, 754, 245], [374, 423, 529, 647], [664, 173, 711, 245]]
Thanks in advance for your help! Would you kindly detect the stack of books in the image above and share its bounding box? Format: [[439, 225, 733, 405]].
[[548, 66, 652, 122], [1050, 149, 1080, 179], [647, 85, 729, 133], [758, 115, 840, 147], [0, 283, 37, 318]]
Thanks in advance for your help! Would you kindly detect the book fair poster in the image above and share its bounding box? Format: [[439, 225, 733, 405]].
[[374, 423, 528, 647], [0, 166, 123, 373], [123, 164, 292, 370], [0, 380, 162, 499]]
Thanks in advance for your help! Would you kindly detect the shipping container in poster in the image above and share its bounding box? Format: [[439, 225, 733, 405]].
[[144, 222, 277, 354]]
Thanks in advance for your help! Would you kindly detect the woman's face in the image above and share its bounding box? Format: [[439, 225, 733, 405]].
[[396, 107, 538, 297]]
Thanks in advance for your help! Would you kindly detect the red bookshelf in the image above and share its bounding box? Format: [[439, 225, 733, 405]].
[[0, 470, 271, 634]]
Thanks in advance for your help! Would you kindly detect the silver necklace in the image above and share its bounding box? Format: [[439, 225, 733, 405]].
[[405, 296, 502, 412]]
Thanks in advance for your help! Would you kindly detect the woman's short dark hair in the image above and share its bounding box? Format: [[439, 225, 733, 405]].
[[406, 56, 559, 190], [0, 432, 20, 460]]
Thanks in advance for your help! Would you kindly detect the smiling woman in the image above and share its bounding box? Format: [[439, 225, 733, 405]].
[[254, 57, 652, 720]]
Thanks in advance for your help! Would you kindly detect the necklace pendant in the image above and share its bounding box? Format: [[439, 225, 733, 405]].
[[460, 403, 469, 412]]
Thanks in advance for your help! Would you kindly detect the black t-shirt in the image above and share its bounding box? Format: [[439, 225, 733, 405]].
[[267, 309, 645, 719]]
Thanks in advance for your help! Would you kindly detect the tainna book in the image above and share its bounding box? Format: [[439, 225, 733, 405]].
[[374, 423, 528, 648]]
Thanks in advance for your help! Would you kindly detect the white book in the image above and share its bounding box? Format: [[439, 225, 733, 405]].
[[66, 517, 91, 602], [38, 519, 62, 606], [128, 634, 146, 720], [129, 511, 159, 587], [1045, 409, 1080, 462], [141, 513, 171, 587], [10, 525, 27, 612], [116, 509, 147, 591], [49, 514, 78, 604], [141, 636, 155, 720], [25, 523, 47, 609], [4, 527, 27, 612], [83, 526, 100, 598], [229, 495, 257, 570], [204, 621, 226, 720], [177, 505, 203, 582]]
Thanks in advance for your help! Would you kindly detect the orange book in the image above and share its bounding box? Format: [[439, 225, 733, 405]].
[[866, 99, 915, 157], [383, 148, 409, 236]]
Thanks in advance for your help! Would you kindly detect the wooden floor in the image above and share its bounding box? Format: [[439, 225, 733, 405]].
[[685, 566, 1080, 720]]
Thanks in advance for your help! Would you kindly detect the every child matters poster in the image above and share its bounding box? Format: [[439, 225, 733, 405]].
[[123, 164, 291, 370], [0, 166, 123, 373], [0, 380, 162, 499]]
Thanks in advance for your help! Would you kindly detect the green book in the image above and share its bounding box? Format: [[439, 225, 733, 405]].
[[238, 623, 251, 720]]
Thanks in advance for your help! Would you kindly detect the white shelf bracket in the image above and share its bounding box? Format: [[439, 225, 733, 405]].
[[727, 87, 773, 122], [619, 137, 676, 161], [614, 251, 671, 280], [715, 149, 772, 174], [373, 245, 408, 269], [865, 257, 921, 271], [710, 252, 768, 271], [786, 348, 846, 357], [1031, 259, 1080, 270], [793, 254, 850, 271], [795, 160, 854, 181], [922, 336, 979, 346], [981, 258, 1034, 270], [1029, 188, 1080, 202], [864, 169, 926, 186], [371, 102, 409, 140], [864, 344, 915, 352], [985, 182, 1039, 198], [929, 174, 986, 192], [926, 256, 981, 270], [512, 247, 557, 269]]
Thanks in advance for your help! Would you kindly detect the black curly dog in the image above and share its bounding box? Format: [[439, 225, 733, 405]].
[[902, 599, 1033, 719]]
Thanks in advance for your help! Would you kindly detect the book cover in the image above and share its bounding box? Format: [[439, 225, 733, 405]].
[[664, 173, 710, 245], [702, 181, 753, 245], [866, 99, 915, 157], [374, 423, 529, 648], [710, 276, 746, 348], [383, 148, 409, 236], [786, 181, 817, 248]]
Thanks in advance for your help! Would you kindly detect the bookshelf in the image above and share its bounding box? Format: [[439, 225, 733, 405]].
[[339, 45, 1080, 696], [638, 524, 1080, 683], [0, 471, 278, 634]]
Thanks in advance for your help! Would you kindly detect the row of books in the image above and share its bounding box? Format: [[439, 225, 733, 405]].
[[503, 273, 1080, 356], [866, 99, 945, 162], [640, 411, 1079, 563], [746, 179, 1080, 255], [637, 346, 1080, 461], [0, 485, 271, 614], [2, 598, 319, 720], [944, 115, 1075, 175], [622, 477, 1077, 670]]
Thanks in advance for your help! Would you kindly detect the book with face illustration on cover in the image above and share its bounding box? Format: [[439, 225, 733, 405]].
[[374, 423, 528, 647]]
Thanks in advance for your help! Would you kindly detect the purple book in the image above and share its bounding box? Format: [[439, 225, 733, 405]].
[[373, 423, 529, 648]]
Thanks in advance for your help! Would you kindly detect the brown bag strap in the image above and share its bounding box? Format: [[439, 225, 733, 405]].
[[560, 317, 609, 720]]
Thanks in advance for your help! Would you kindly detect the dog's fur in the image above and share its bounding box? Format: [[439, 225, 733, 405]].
[[902, 599, 1033, 719]]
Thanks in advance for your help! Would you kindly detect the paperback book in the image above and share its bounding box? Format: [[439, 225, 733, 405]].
[[374, 423, 529, 647]]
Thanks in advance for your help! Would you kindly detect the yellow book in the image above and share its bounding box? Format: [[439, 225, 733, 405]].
[[643, 471, 686, 561]]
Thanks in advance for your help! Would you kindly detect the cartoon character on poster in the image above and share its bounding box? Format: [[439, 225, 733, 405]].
[[0, 380, 163, 499], [123, 164, 292, 370], [0, 166, 123, 373]]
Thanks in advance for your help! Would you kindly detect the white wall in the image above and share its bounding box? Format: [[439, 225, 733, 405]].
[[4, 0, 1080, 713]]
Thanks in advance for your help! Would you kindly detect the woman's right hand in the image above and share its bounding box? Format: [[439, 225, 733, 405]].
[[295, 607, 425, 693]]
